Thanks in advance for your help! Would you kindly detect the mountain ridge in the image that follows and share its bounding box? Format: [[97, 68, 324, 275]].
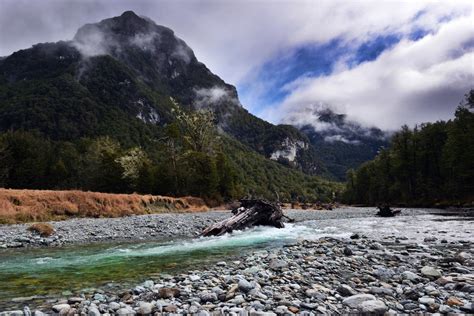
[[0, 11, 332, 176], [0, 11, 343, 201]]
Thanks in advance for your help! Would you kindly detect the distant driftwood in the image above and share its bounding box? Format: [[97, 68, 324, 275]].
[[376, 205, 401, 217], [201, 199, 290, 237]]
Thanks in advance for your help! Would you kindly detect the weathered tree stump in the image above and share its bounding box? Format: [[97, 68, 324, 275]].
[[201, 199, 287, 237], [376, 205, 401, 217]]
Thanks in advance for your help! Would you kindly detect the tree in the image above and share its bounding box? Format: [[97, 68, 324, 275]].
[[115, 147, 150, 191], [79, 136, 126, 192], [173, 107, 219, 154], [343, 90, 474, 206]]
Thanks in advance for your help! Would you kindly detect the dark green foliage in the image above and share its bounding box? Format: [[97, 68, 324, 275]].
[[0, 11, 341, 202], [343, 92, 474, 206]]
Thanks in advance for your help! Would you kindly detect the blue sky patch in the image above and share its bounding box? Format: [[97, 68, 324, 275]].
[[239, 33, 407, 114]]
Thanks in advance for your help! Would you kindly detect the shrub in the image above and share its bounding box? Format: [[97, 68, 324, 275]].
[[28, 223, 55, 237]]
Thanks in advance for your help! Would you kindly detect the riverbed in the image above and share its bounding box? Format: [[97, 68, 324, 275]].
[[0, 207, 472, 314]]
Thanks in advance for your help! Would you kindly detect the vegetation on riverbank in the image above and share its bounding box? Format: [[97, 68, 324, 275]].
[[343, 91, 474, 206], [0, 188, 208, 224]]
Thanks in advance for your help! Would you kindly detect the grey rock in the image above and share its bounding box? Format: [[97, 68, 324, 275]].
[[401, 271, 420, 281], [137, 301, 153, 314], [88, 307, 101, 316], [343, 246, 353, 256], [418, 297, 435, 305], [300, 302, 317, 310], [116, 308, 135, 315], [420, 266, 442, 278], [358, 300, 387, 314], [269, 259, 288, 270], [189, 274, 201, 281], [250, 312, 277, 316], [68, 297, 85, 304], [439, 305, 454, 313], [343, 294, 376, 308], [108, 302, 120, 311], [403, 302, 418, 310], [238, 279, 254, 292], [93, 293, 106, 302], [51, 304, 70, 313], [0, 312, 24, 316], [337, 284, 357, 296], [369, 287, 393, 296], [198, 291, 218, 303], [230, 295, 246, 305], [460, 302, 474, 312]]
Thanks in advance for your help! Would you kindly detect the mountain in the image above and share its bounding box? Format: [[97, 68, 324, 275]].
[[0, 11, 339, 201], [285, 105, 389, 180], [0, 11, 325, 175]]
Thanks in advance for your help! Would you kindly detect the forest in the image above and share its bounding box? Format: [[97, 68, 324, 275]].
[[343, 91, 474, 206], [0, 106, 340, 204]]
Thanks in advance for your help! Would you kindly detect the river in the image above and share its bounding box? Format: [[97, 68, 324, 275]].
[[0, 207, 472, 310]]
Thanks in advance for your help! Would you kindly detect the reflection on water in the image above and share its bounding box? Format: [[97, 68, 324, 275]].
[[0, 209, 471, 309]]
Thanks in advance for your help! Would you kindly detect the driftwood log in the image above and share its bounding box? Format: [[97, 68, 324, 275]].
[[376, 205, 401, 217], [201, 199, 288, 237]]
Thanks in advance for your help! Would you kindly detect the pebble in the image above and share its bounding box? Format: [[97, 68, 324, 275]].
[[1, 213, 470, 316]]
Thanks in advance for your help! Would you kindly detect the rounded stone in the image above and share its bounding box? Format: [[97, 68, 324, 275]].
[[342, 294, 376, 308]]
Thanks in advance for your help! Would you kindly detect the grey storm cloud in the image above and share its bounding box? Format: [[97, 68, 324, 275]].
[[0, 0, 472, 130]]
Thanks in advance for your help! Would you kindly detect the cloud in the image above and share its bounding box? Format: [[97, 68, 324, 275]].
[[172, 39, 193, 64], [0, 0, 472, 129], [324, 135, 360, 145], [265, 12, 474, 130], [130, 32, 159, 52], [194, 86, 240, 109], [72, 24, 109, 57]]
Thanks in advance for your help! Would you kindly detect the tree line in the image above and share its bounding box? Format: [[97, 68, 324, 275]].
[[0, 107, 240, 203], [343, 91, 474, 206]]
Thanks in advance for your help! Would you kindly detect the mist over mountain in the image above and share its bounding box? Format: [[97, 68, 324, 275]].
[[284, 104, 389, 179], [0, 11, 384, 183], [0, 11, 343, 201]]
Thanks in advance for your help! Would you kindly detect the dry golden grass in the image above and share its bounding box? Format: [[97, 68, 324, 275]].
[[28, 222, 55, 237], [0, 189, 208, 224]]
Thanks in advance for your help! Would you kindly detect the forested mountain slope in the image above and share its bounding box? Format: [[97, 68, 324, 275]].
[[0, 11, 341, 202]]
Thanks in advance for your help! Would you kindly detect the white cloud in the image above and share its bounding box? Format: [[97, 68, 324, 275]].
[[324, 135, 360, 145], [0, 0, 472, 129], [72, 24, 109, 57], [194, 86, 240, 109], [268, 12, 474, 129]]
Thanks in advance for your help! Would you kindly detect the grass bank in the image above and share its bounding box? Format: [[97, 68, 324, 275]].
[[0, 189, 208, 224]]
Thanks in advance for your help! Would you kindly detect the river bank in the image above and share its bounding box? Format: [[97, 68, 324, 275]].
[[0, 208, 472, 315], [3, 235, 473, 315]]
